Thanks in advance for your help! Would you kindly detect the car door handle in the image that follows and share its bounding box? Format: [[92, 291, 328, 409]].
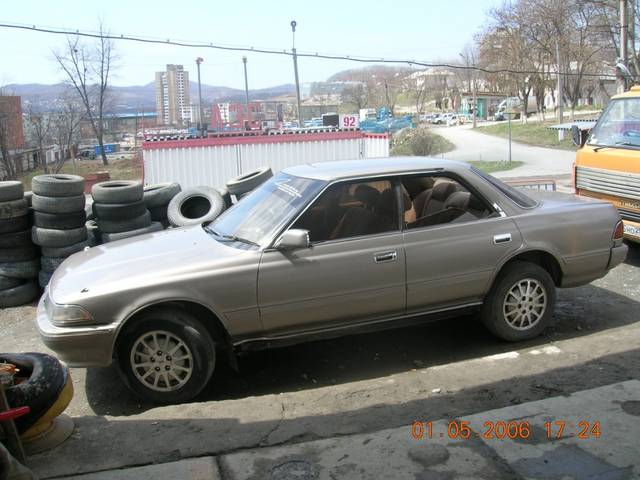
[[374, 251, 397, 263], [493, 233, 512, 245]]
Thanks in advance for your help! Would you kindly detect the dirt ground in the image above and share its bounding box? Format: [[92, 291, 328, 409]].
[[2, 245, 639, 478]]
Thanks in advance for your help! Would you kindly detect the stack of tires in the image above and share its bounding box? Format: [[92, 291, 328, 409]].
[[143, 183, 181, 228], [31, 175, 88, 288], [226, 167, 273, 202], [92, 181, 163, 243], [0, 181, 39, 307]]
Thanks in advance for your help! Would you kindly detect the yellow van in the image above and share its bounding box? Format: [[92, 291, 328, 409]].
[[574, 85, 640, 243]]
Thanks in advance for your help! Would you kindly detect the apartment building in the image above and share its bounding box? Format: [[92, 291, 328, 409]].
[[155, 65, 191, 126]]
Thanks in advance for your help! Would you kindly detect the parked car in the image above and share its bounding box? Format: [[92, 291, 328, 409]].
[[37, 158, 627, 403]]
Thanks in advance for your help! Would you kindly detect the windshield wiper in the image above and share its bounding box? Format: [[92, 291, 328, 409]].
[[218, 232, 259, 246]]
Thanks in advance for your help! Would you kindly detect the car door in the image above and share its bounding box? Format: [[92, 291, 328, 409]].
[[401, 173, 523, 313], [257, 177, 406, 336]]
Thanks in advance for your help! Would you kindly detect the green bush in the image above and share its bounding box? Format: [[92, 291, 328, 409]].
[[390, 129, 455, 156]]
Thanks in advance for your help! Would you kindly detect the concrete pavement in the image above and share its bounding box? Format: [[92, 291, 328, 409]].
[[57, 380, 640, 479], [433, 124, 576, 179]]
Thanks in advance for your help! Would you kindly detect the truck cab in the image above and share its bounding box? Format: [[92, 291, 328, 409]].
[[575, 85, 640, 242]]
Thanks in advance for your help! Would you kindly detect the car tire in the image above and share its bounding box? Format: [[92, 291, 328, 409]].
[[86, 220, 101, 246], [116, 308, 215, 404], [0, 245, 38, 262], [92, 181, 143, 204], [0, 215, 29, 235], [143, 183, 181, 209], [41, 239, 89, 258], [218, 187, 232, 209], [31, 194, 85, 214], [480, 261, 556, 342], [0, 198, 29, 220], [38, 270, 52, 288], [40, 256, 66, 273], [0, 229, 31, 248], [0, 259, 39, 279], [225, 167, 272, 196], [167, 187, 225, 227], [0, 280, 39, 308], [99, 210, 151, 234], [148, 205, 168, 222], [0, 274, 23, 290], [32, 226, 88, 248], [33, 210, 87, 230], [0, 181, 24, 202], [32, 174, 85, 197], [101, 222, 163, 243], [92, 200, 147, 221]]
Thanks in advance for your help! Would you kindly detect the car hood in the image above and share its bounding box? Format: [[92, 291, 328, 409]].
[[50, 225, 251, 305]]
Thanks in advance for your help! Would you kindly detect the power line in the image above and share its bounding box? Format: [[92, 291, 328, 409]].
[[0, 21, 618, 79]]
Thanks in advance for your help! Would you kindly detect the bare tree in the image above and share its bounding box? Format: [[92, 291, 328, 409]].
[[51, 92, 83, 173], [53, 22, 114, 166], [340, 83, 368, 110], [26, 103, 53, 173]]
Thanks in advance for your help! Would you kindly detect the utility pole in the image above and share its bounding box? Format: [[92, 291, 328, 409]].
[[243, 56, 250, 131], [291, 20, 303, 128], [619, 0, 628, 94], [196, 57, 204, 135], [555, 39, 564, 125]]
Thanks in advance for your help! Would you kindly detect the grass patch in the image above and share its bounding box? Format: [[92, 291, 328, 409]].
[[477, 122, 576, 150], [391, 128, 455, 156], [468, 160, 524, 173], [19, 157, 142, 189]]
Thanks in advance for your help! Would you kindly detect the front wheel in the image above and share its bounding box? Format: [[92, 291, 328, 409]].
[[116, 308, 215, 404], [481, 261, 556, 341]]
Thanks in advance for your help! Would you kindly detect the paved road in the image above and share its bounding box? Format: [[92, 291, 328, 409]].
[[432, 124, 576, 178], [2, 247, 639, 478]]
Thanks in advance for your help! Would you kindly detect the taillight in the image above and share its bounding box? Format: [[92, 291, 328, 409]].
[[614, 220, 624, 240]]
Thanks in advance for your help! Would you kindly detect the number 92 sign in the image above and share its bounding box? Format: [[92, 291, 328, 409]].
[[339, 114, 359, 129]]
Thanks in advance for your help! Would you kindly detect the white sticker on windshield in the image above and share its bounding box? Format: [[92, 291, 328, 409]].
[[275, 180, 302, 198]]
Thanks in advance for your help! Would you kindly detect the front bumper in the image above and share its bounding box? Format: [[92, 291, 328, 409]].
[[36, 293, 117, 367]]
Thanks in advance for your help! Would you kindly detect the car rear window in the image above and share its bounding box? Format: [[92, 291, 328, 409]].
[[471, 167, 538, 208]]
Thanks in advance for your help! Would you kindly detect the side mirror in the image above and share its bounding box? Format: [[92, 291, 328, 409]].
[[571, 125, 587, 148], [276, 229, 310, 250]]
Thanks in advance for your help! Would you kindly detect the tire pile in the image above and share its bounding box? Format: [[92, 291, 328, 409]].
[[92, 181, 163, 243], [0, 181, 39, 307], [226, 167, 273, 202], [31, 175, 88, 288], [143, 182, 181, 228]]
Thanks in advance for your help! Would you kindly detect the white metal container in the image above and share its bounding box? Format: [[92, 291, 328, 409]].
[[143, 131, 389, 189]]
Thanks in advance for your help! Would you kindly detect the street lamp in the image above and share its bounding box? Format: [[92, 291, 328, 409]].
[[243, 56, 250, 131], [291, 20, 302, 127], [195, 57, 204, 135]]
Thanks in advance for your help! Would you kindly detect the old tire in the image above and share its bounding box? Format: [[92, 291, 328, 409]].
[[0, 245, 38, 262], [167, 187, 225, 227], [32, 226, 87, 248], [226, 167, 272, 196], [86, 220, 101, 247], [1, 353, 68, 433], [143, 182, 181, 209], [31, 193, 85, 214], [33, 210, 86, 230], [116, 308, 215, 404], [0, 215, 29, 235], [218, 187, 232, 209], [42, 239, 89, 258], [32, 174, 85, 197], [102, 222, 163, 243], [39, 270, 52, 288], [0, 259, 39, 279], [41, 256, 66, 273], [92, 181, 143, 204], [0, 198, 29, 220], [0, 229, 31, 248], [0, 181, 24, 202], [149, 205, 168, 222], [99, 210, 151, 234], [480, 261, 556, 342], [0, 280, 39, 308], [92, 200, 147, 221], [0, 274, 23, 290]]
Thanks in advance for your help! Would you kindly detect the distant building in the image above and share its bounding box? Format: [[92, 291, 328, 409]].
[[0, 96, 25, 149], [155, 65, 191, 126]]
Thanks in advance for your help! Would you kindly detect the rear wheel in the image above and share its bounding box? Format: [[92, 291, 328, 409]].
[[116, 308, 215, 404], [481, 261, 555, 341]]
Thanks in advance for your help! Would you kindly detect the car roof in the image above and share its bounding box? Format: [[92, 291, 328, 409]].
[[282, 157, 471, 182]]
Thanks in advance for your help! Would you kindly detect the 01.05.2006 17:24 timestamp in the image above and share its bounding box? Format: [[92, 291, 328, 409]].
[[411, 420, 602, 441]]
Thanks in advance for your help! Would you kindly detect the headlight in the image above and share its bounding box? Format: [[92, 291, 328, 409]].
[[46, 295, 93, 326]]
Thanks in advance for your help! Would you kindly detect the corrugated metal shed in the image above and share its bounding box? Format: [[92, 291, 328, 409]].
[[142, 131, 389, 189]]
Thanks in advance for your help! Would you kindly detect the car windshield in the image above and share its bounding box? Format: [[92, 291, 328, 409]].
[[588, 98, 640, 148], [208, 172, 325, 247]]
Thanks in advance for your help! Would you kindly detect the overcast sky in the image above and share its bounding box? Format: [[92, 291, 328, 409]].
[[1, 0, 502, 89]]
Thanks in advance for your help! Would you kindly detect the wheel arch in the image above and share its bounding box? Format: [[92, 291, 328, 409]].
[[488, 248, 564, 294]]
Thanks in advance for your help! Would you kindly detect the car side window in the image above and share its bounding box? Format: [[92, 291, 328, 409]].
[[292, 179, 398, 243], [401, 175, 494, 229]]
